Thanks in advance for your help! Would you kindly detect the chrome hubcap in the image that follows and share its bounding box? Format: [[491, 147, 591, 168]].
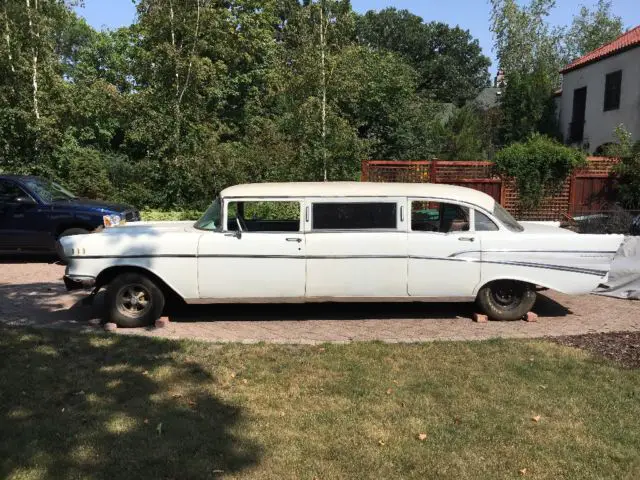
[[117, 285, 151, 318]]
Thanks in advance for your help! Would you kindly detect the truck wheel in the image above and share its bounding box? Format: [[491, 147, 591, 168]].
[[105, 273, 165, 328], [476, 280, 537, 321]]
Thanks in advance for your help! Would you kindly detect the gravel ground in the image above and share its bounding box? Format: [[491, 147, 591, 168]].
[[1, 258, 640, 344]]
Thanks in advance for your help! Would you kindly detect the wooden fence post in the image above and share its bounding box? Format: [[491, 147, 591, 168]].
[[430, 159, 438, 183]]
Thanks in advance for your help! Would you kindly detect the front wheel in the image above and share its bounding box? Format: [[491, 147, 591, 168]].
[[475, 280, 537, 321], [105, 273, 165, 327]]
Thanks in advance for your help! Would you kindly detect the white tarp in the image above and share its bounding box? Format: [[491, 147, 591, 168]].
[[594, 236, 640, 300]]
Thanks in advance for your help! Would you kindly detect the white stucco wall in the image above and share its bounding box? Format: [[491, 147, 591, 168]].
[[559, 46, 640, 153]]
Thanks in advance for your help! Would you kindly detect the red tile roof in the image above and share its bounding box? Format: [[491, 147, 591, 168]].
[[561, 25, 640, 73]]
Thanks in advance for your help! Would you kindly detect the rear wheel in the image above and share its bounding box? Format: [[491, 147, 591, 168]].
[[476, 280, 537, 321], [105, 273, 165, 328]]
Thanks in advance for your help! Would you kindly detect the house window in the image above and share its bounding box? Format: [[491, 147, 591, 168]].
[[411, 201, 469, 233], [312, 202, 397, 230], [604, 70, 622, 111]]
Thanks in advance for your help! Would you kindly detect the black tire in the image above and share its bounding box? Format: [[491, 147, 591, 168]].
[[475, 280, 537, 321], [55, 228, 90, 263], [105, 272, 165, 328]]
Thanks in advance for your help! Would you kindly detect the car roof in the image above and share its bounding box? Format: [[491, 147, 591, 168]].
[[220, 182, 496, 211]]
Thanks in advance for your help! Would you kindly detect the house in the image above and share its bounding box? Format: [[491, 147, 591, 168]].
[[558, 25, 640, 153], [472, 69, 505, 111]]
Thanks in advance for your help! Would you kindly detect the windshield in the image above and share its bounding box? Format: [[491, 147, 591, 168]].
[[194, 197, 221, 231], [24, 178, 76, 202], [493, 203, 524, 232]]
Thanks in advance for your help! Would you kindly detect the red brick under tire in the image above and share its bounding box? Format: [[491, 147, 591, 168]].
[[475, 280, 537, 321]]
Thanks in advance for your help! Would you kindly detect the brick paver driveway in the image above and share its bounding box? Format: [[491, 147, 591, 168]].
[[2, 258, 640, 344]]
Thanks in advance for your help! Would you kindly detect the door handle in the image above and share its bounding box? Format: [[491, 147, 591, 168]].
[[458, 237, 475, 242], [286, 238, 302, 243]]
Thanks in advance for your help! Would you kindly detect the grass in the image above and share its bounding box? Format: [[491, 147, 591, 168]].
[[1, 327, 639, 479]]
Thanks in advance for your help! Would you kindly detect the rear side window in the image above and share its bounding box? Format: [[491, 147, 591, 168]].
[[312, 202, 397, 230], [475, 210, 499, 231], [411, 201, 469, 233]]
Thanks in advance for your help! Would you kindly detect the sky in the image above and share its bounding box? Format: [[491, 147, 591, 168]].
[[76, 0, 640, 76]]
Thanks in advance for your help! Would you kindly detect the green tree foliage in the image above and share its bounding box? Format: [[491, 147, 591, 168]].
[[494, 134, 587, 209], [565, 0, 624, 61], [608, 127, 640, 209], [489, 0, 565, 144], [356, 8, 491, 105], [438, 105, 493, 160], [0, 0, 619, 210]]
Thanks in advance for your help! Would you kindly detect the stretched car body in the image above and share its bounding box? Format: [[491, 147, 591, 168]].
[[60, 182, 624, 326]]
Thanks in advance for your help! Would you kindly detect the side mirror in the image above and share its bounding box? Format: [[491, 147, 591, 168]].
[[15, 196, 36, 205]]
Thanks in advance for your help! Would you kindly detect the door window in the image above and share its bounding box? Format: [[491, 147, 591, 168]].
[[312, 202, 397, 230], [411, 201, 469, 233], [475, 210, 499, 231], [227, 200, 300, 232], [0, 180, 27, 204]]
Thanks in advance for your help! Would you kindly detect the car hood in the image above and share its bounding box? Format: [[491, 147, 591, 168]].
[[518, 221, 576, 234], [104, 221, 196, 233], [52, 198, 133, 213]]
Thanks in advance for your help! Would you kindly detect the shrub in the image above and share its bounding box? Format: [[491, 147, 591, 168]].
[[494, 134, 586, 209], [141, 210, 203, 221], [608, 126, 640, 209]]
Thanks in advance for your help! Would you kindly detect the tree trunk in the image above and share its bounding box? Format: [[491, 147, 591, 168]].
[[26, 0, 39, 120], [3, 0, 14, 73], [319, 1, 327, 181]]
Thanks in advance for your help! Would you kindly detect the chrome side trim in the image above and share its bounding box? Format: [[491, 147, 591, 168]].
[[449, 249, 617, 258], [69, 253, 607, 276], [184, 296, 477, 305]]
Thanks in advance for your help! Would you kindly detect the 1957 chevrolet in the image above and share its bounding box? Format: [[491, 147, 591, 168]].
[[60, 182, 624, 327]]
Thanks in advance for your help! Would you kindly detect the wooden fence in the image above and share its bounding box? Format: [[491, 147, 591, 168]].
[[361, 157, 618, 221]]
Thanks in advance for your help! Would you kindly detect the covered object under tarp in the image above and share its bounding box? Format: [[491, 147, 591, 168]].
[[594, 236, 640, 300]]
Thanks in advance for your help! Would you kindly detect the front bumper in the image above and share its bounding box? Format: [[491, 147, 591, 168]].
[[64, 275, 96, 291]]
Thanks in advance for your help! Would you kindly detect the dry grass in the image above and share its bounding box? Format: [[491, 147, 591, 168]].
[[1, 327, 639, 479]]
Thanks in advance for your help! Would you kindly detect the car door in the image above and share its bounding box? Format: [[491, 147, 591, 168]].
[[407, 199, 481, 298], [197, 198, 306, 299], [304, 197, 408, 298], [0, 179, 49, 252]]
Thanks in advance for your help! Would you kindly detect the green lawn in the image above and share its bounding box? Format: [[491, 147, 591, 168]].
[[1, 327, 639, 479]]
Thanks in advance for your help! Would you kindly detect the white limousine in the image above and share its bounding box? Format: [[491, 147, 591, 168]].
[[60, 182, 623, 327]]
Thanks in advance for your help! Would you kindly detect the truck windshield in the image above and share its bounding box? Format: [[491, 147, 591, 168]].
[[24, 178, 77, 202], [493, 203, 524, 232], [194, 197, 222, 231]]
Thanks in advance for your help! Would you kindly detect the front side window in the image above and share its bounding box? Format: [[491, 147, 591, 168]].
[[227, 200, 300, 232], [604, 70, 622, 111], [0, 180, 29, 204], [194, 197, 222, 231], [475, 210, 499, 231], [411, 201, 469, 233], [312, 202, 397, 230], [493, 203, 523, 232]]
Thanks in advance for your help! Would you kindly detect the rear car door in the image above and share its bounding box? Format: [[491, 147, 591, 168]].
[[407, 199, 481, 298]]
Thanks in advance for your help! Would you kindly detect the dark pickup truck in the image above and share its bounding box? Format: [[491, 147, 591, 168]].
[[0, 175, 139, 255]]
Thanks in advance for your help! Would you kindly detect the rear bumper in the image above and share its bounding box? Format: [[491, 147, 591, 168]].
[[64, 275, 96, 291]]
